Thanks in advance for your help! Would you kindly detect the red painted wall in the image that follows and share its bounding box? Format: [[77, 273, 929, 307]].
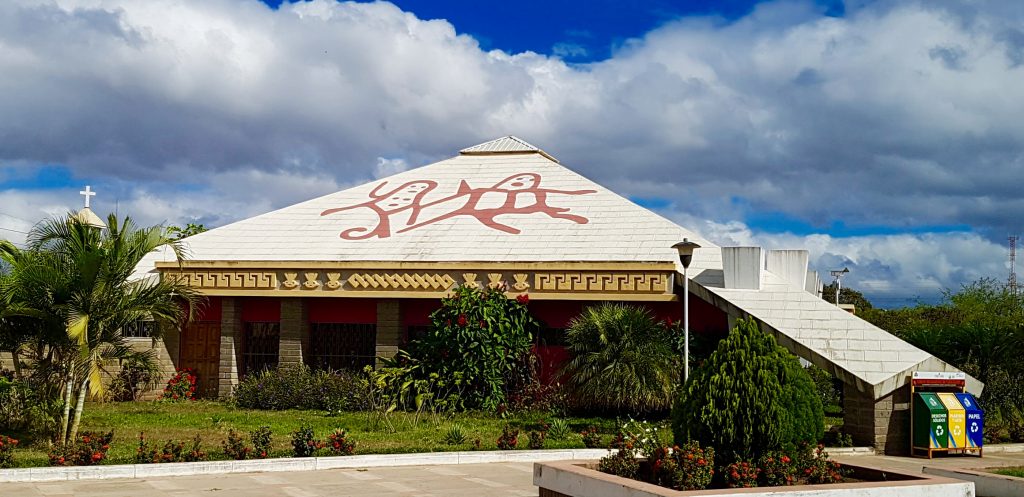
[[193, 296, 222, 322], [402, 299, 442, 328], [308, 298, 377, 324], [240, 297, 281, 322]]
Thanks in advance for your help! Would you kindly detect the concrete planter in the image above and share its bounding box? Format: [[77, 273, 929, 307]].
[[533, 460, 974, 497]]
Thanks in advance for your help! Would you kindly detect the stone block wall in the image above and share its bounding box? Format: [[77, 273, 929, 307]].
[[843, 384, 910, 454], [218, 297, 242, 399], [279, 298, 309, 367], [376, 299, 401, 365]]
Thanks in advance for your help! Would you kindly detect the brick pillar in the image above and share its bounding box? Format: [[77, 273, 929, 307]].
[[842, 384, 910, 455], [218, 297, 243, 399], [376, 300, 402, 366], [279, 298, 309, 367]]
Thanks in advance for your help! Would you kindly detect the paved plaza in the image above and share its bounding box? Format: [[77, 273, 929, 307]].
[[0, 461, 540, 497], [4, 451, 1024, 497]]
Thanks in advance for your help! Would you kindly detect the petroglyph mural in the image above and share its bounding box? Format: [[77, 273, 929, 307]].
[[320, 173, 596, 239]]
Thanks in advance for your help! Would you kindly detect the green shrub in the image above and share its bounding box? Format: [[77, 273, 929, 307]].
[[108, 352, 163, 402], [251, 426, 273, 459], [0, 376, 61, 437], [597, 445, 639, 479], [221, 429, 252, 460], [673, 318, 823, 464], [395, 286, 538, 411], [580, 426, 602, 448], [291, 425, 322, 457], [724, 460, 759, 488], [547, 418, 571, 440], [232, 364, 367, 411], [443, 423, 468, 445], [527, 430, 546, 449], [758, 450, 796, 486], [562, 303, 680, 414]]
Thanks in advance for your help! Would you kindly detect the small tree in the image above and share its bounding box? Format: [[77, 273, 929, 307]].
[[562, 303, 680, 414], [673, 318, 823, 463], [398, 286, 537, 410]]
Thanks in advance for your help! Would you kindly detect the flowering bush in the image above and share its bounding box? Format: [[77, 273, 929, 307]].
[[49, 431, 113, 466], [221, 429, 252, 460], [724, 460, 759, 488], [291, 425, 323, 457], [497, 425, 519, 450], [758, 451, 796, 486], [0, 434, 18, 468], [162, 368, 197, 401], [232, 364, 367, 411], [326, 428, 356, 455], [649, 442, 715, 491], [136, 432, 206, 463], [598, 442, 639, 479], [251, 426, 273, 459], [804, 444, 845, 484], [580, 426, 602, 448]]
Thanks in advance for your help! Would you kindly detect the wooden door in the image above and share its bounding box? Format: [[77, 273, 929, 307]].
[[179, 321, 221, 398]]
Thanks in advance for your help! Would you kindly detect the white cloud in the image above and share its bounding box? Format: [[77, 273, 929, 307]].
[[0, 0, 1020, 303]]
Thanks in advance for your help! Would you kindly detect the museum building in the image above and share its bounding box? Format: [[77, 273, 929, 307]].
[[127, 136, 980, 454]]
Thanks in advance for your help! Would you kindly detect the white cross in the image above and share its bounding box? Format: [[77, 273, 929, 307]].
[[79, 185, 96, 208]]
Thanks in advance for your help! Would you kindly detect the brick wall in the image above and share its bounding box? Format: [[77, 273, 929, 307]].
[[218, 297, 242, 399], [843, 384, 910, 455], [376, 299, 401, 365], [279, 298, 309, 367]]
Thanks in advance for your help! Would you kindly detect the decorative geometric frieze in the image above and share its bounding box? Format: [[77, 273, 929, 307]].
[[533, 272, 669, 293], [462, 273, 481, 289], [512, 273, 530, 291], [282, 272, 299, 289], [347, 272, 456, 291], [325, 273, 342, 290], [166, 271, 277, 289], [487, 273, 504, 289], [302, 272, 320, 289]]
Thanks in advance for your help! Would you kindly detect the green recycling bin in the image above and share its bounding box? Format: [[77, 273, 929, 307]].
[[913, 392, 949, 450]]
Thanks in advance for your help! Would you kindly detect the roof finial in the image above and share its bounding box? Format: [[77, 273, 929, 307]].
[[80, 185, 96, 208]]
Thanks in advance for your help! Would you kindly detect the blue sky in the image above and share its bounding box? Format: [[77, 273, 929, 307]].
[[0, 0, 1019, 306], [262, 0, 846, 62]]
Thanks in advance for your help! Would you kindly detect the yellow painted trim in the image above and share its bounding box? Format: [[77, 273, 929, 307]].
[[191, 288, 677, 302], [156, 260, 674, 271]]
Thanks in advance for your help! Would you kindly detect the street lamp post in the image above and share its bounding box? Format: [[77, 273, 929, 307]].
[[830, 267, 850, 306], [673, 239, 701, 383]]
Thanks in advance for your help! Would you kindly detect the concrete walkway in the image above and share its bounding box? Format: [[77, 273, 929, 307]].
[[0, 461, 539, 497], [5, 451, 1024, 497]]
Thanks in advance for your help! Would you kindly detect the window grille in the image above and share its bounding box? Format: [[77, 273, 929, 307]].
[[242, 322, 280, 376], [537, 327, 567, 347], [309, 323, 377, 371], [122, 320, 156, 339], [405, 325, 431, 344]]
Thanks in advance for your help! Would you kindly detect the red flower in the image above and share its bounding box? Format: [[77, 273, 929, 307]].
[[457, 314, 467, 327], [516, 294, 529, 305]]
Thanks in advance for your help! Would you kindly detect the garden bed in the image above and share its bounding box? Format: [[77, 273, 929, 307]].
[[0, 400, 621, 468], [536, 460, 974, 497]]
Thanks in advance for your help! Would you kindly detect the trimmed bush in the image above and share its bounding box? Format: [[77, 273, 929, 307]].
[[0, 434, 17, 468], [49, 431, 113, 466], [232, 364, 367, 411], [673, 318, 823, 464], [562, 303, 680, 414]]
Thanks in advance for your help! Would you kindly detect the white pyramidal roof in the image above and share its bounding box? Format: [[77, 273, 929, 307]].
[[146, 137, 717, 265], [138, 136, 977, 399]]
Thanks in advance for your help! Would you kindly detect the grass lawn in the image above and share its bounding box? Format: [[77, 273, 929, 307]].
[[992, 466, 1024, 478], [6, 401, 629, 468]]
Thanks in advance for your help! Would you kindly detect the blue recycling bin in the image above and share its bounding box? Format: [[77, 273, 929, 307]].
[[954, 393, 983, 450]]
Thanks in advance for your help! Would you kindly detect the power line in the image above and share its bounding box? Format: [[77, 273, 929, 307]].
[[0, 226, 29, 235]]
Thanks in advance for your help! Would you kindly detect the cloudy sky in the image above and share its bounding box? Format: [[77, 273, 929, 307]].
[[0, 0, 1020, 306]]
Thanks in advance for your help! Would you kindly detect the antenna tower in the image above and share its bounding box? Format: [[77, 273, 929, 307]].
[[1010, 235, 1019, 296]]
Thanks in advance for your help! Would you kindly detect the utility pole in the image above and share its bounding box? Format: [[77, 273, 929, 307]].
[[1010, 235, 1019, 297]]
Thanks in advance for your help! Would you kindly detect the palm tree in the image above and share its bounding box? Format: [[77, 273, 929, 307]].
[[561, 303, 680, 414], [7, 214, 200, 443]]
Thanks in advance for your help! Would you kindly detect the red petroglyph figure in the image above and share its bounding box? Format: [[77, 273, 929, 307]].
[[320, 180, 437, 239], [320, 172, 596, 239]]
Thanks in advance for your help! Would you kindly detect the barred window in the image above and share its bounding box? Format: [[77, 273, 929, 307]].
[[122, 320, 156, 339], [405, 325, 430, 344], [309, 323, 377, 372], [536, 327, 566, 347], [242, 322, 280, 376]]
